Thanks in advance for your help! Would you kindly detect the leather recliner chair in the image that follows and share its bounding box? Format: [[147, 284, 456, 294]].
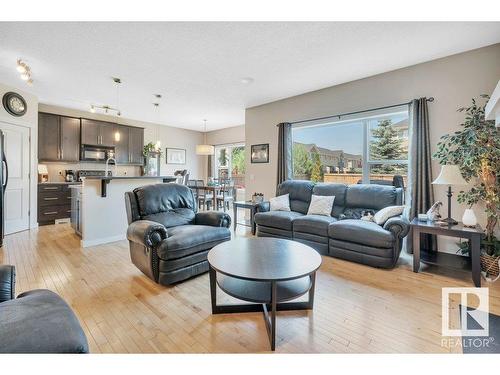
[[0, 265, 89, 353], [125, 183, 231, 285]]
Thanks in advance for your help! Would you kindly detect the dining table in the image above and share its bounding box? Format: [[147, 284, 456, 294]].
[[189, 184, 222, 210]]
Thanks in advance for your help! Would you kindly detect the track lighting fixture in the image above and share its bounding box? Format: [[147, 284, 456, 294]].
[[16, 59, 33, 84], [89, 77, 122, 116]]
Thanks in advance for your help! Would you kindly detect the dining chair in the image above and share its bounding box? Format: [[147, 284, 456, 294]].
[[196, 180, 213, 210], [174, 169, 189, 185], [187, 179, 198, 201], [216, 179, 235, 212]]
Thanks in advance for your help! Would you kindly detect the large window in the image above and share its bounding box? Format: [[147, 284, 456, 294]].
[[292, 107, 409, 187]]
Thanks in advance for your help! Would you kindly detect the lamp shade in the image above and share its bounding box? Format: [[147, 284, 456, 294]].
[[432, 165, 467, 185], [196, 144, 214, 155]]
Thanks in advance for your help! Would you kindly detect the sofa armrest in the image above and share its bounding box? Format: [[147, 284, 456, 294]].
[[0, 265, 15, 303], [195, 211, 231, 228], [127, 220, 168, 248], [383, 216, 410, 238], [255, 201, 270, 213]]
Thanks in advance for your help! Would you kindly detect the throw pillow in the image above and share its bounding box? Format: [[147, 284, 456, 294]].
[[373, 205, 405, 225], [307, 195, 335, 216], [269, 194, 291, 211]]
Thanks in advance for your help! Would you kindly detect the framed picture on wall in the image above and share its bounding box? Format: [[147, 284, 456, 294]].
[[166, 148, 186, 164], [251, 143, 269, 163]]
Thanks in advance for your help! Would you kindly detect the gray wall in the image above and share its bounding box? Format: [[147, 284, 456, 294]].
[[245, 43, 500, 235], [206, 124, 245, 146]]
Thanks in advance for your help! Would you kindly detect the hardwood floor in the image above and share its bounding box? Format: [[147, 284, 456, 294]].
[[1, 220, 499, 353]]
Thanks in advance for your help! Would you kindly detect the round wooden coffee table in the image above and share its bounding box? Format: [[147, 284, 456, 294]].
[[207, 237, 322, 351]]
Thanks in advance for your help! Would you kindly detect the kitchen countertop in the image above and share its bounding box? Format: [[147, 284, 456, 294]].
[[83, 176, 177, 180], [39, 181, 82, 185]]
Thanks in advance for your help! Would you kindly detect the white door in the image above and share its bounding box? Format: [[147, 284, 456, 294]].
[[0, 121, 30, 234]]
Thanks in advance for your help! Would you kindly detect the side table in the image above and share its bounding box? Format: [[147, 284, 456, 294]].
[[232, 200, 260, 235], [410, 218, 483, 287]]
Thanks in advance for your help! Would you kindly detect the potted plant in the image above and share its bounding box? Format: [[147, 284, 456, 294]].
[[434, 95, 500, 278]]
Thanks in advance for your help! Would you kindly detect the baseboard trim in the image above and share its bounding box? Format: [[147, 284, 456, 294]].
[[81, 234, 126, 248]]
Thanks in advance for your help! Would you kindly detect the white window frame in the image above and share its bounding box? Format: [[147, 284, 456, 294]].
[[213, 142, 245, 181]]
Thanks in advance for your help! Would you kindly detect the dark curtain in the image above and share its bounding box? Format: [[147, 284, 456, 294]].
[[407, 98, 437, 253], [276, 122, 292, 195]]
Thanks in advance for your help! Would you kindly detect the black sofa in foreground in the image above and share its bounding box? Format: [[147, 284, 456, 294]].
[[125, 184, 231, 285], [0, 265, 89, 353], [254, 180, 410, 268]]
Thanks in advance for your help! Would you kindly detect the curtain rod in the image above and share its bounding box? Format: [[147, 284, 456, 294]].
[[281, 97, 434, 126]]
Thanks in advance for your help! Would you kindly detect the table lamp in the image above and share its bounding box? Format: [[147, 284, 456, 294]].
[[432, 164, 467, 225]]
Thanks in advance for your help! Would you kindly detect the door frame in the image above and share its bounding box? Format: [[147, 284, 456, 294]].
[[213, 142, 245, 182], [0, 119, 33, 233]]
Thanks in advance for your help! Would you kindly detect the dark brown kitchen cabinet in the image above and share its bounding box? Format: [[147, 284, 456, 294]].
[[60, 117, 80, 161], [81, 119, 116, 147], [80, 119, 99, 145], [38, 113, 59, 161], [38, 113, 80, 162], [38, 183, 78, 225], [114, 125, 144, 165], [129, 126, 144, 165], [114, 125, 130, 164]]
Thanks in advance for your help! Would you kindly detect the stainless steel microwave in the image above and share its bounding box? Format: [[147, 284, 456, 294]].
[[81, 145, 115, 162]]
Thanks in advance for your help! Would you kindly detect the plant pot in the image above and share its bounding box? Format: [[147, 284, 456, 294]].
[[480, 253, 500, 278]]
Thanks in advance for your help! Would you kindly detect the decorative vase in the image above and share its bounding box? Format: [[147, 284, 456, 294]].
[[462, 208, 477, 227]]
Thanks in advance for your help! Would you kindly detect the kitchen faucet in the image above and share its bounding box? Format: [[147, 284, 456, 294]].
[[105, 156, 118, 177]]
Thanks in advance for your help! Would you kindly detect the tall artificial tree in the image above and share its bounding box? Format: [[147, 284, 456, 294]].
[[434, 95, 500, 256]]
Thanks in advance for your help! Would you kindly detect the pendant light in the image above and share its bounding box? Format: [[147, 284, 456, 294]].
[[153, 102, 161, 151], [113, 78, 122, 142], [196, 119, 214, 155]]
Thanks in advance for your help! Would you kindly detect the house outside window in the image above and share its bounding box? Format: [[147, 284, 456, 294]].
[[291, 106, 409, 187]]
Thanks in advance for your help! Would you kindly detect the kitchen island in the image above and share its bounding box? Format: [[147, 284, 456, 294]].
[[78, 176, 177, 247]]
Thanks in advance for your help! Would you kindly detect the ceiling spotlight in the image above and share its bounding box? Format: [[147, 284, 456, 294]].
[[112, 77, 121, 84], [240, 77, 254, 85], [20, 72, 30, 81], [154, 94, 162, 99], [16, 59, 27, 73]]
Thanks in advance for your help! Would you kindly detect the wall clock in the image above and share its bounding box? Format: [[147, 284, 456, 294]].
[[2, 92, 27, 117]]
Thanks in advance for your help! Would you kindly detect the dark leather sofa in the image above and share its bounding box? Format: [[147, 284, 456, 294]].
[[254, 181, 410, 268], [125, 183, 231, 285], [0, 265, 89, 353]]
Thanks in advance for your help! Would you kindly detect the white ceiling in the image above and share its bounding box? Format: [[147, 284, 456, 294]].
[[0, 22, 499, 131]]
